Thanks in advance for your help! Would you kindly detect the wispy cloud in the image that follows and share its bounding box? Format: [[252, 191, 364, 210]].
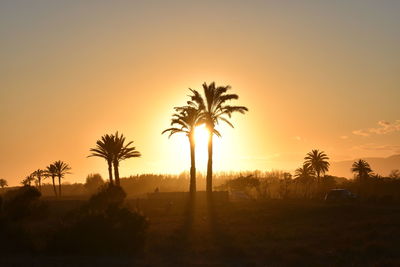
[[352, 143, 400, 154], [340, 135, 349, 140], [352, 120, 400, 137]]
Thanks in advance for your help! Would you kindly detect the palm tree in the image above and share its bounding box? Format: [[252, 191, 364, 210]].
[[112, 132, 141, 186], [294, 163, 315, 198], [162, 106, 202, 196], [304, 150, 330, 183], [188, 82, 248, 194], [294, 163, 315, 183], [22, 174, 35, 186], [88, 134, 116, 185], [46, 164, 58, 197], [32, 169, 45, 191], [53, 160, 71, 197], [0, 178, 8, 189], [351, 159, 372, 182]]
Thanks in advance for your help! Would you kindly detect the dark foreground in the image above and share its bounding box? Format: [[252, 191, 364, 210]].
[[2, 198, 400, 266]]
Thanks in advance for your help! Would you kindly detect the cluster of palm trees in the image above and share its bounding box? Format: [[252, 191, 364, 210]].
[[23, 161, 71, 197], [88, 132, 141, 186], [162, 82, 248, 197], [294, 149, 330, 184]]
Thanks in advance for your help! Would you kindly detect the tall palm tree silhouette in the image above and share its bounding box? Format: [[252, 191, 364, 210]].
[[53, 160, 71, 197], [351, 159, 372, 182], [188, 82, 248, 194], [32, 169, 45, 192], [162, 106, 202, 196], [304, 150, 330, 183], [112, 132, 141, 186], [46, 164, 58, 197], [88, 134, 116, 185]]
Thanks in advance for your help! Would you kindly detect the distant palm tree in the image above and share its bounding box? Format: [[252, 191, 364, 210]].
[[112, 132, 141, 186], [188, 82, 248, 194], [22, 174, 35, 186], [294, 163, 315, 198], [32, 169, 45, 191], [162, 106, 202, 196], [351, 159, 372, 182], [0, 178, 8, 189], [88, 134, 116, 185], [294, 163, 315, 183], [53, 160, 71, 197], [46, 164, 58, 197], [304, 150, 330, 183]]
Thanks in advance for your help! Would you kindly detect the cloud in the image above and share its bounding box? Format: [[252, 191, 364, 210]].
[[352, 143, 400, 154], [352, 120, 400, 137], [340, 135, 349, 139]]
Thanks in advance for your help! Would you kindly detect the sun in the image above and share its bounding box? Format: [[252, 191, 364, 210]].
[[194, 124, 211, 166], [194, 124, 209, 146]]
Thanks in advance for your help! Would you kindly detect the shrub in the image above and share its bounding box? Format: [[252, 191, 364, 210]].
[[49, 185, 148, 255], [2, 186, 42, 220]]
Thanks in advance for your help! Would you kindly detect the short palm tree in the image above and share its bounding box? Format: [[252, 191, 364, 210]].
[[294, 163, 315, 184], [46, 164, 58, 197], [162, 106, 202, 196], [0, 178, 8, 189], [53, 160, 71, 197], [112, 132, 141, 186], [32, 169, 45, 191], [304, 150, 330, 183], [188, 82, 248, 194], [88, 134, 116, 185], [294, 163, 315, 198], [22, 174, 35, 186], [351, 159, 372, 182]]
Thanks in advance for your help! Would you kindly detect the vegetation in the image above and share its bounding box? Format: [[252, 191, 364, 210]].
[[0, 179, 7, 189], [304, 149, 330, 183], [351, 159, 373, 182], [163, 106, 202, 197], [187, 82, 248, 194], [89, 132, 141, 186]]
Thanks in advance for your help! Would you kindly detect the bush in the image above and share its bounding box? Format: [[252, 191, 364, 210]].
[[49, 185, 148, 255], [2, 186, 42, 220]]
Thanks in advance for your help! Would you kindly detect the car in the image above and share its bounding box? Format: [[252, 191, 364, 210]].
[[325, 189, 356, 202]]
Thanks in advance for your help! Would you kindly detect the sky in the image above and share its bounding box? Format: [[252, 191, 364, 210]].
[[1, 0, 399, 185]]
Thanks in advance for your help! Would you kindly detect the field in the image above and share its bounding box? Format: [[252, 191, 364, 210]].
[[2, 195, 400, 266]]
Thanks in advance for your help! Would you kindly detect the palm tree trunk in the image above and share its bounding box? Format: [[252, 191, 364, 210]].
[[39, 177, 41, 192], [189, 135, 196, 197], [113, 160, 120, 186], [108, 161, 114, 185], [206, 131, 213, 195], [52, 176, 58, 197], [58, 176, 62, 197]]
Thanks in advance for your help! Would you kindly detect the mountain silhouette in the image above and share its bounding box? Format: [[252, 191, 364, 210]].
[[330, 154, 400, 178]]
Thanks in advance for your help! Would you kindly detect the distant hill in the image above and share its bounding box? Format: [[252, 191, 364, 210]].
[[330, 154, 400, 178]]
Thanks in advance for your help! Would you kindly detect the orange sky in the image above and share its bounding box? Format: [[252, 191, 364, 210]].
[[1, 1, 399, 185]]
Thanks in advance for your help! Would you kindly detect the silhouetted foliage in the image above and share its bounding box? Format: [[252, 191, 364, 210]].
[[0, 178, 8, 189], [84, 173, 105, 194], [89, 132, 141, 186], [304, 150, 330, 183], [351, 159, 372, 182], [49, 184, 148, 255], [163, 106, 202, 196], [2, 186, 42, 220], [53, 160, 72, 197], [188, 82, 248, 194]]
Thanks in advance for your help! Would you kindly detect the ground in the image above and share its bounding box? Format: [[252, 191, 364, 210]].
[[2, 198, 400, 266]]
